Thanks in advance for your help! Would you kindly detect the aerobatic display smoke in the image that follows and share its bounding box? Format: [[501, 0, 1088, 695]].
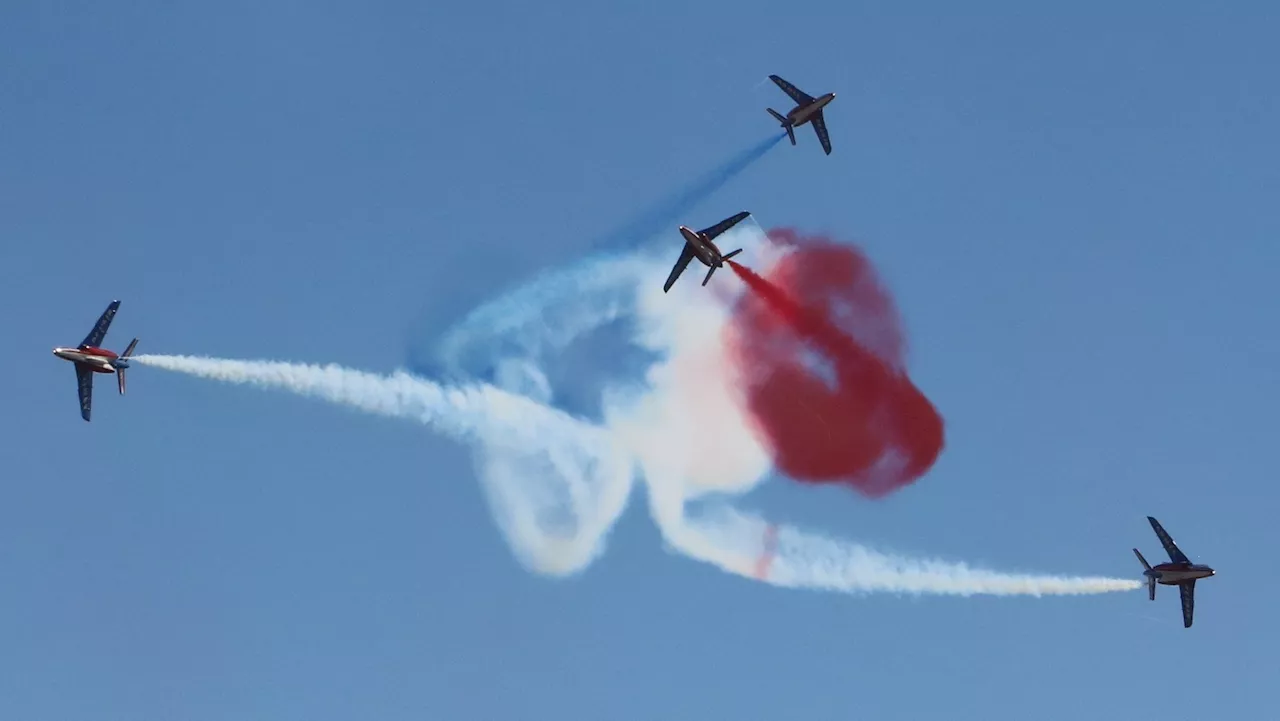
[[132, 206, 1141, 598], [725, 230, 944, 498]]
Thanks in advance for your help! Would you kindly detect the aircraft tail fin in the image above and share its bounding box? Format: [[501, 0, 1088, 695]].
[[703, 250, 744, 285], [1134, 548, 1155, 600], [767, 108, 796, 145], [118, 338, 138, 395]]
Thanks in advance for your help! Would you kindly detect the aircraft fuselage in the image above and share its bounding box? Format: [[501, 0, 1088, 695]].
[[52, 346, 123, 373], [1148, 562, 1215, 585], [679, 226, 727, 268], [786, 93, 835, 126]]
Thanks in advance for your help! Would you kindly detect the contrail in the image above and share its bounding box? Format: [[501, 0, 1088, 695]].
[[131, 224, 1140, 598]]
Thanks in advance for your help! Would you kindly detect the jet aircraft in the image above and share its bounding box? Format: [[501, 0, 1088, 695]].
[[766, 74, 836, 155], [662, 211, 752, 293], [51, 300, 139, 422], [1133, 516, 1215, 628]]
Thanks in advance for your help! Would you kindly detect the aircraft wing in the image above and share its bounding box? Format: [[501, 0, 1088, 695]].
[[1147, 516, 1191, 564], [75, 364, 94, 422], [697, 211, 751, 241], [1179, 580, 1195, 628], [769, 75, 813, 105], [811, 110, 832, 155], [663, 243, 697, 293], [80, 300, 120, 349]]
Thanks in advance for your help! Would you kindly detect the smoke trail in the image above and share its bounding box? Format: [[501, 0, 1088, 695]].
[[586, 132, 786, 253], [131, 351, 1140, 596], [131, 223, 1140, 597], [725, 234, 945, 498], [132, 354, 634, 576], [666, 504, 1141, 596], [422, 133, 786, 381]]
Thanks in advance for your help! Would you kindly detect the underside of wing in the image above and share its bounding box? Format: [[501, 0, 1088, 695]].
[[1148, 516, 1191, 564], [1179, 580, 1195, 628], [76, 364, 94, 422], [811, 111, 832, 155], [663, 243, 697, 293], [698, 211, 751, 241], [80, 300, 120, 349], [769, 75, 813, 105]]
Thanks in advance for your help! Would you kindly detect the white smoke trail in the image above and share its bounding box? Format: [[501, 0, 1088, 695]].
[[132, 222, 1141, 597], [131, 355, 633, 576]]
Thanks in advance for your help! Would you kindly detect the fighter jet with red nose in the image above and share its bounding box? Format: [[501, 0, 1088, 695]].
[[51, 300, 139, 421], [1133, 516, 1216, 628]]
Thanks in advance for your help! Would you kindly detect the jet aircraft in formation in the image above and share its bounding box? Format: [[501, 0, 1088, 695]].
[[665, 73, 835, 294], [48, 78, 1218, 639], [52, 300, 138, 422], [766, 74, 836, 155], [1134, 516, 1215, 628], [662, 211, 751, 292]]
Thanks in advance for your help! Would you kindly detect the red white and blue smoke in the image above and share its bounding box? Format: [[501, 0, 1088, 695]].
[[132, 137, 1139, 596]]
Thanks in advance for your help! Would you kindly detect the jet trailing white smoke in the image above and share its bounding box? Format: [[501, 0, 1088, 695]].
[[133, 222, 1141, 597]]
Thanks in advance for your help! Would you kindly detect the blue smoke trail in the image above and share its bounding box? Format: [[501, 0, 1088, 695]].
[[584, 132, 785, 253], [405, 132, 786, 396]]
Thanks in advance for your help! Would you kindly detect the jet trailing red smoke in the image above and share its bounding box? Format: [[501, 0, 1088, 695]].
[[724, 229, 944, 498]]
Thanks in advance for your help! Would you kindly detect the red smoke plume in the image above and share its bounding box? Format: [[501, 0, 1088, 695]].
[[724, 229, 944, 498]]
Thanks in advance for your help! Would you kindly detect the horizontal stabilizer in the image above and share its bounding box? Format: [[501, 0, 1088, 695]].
[[118, 368, 127, 395], [1134, 548, 1155, 600], [767, 108, 796, 145], [722, 248, 742, 261], [1133, 548, 1151, 571], [702, 264, 718, 286], [122, 338, 139, 358]]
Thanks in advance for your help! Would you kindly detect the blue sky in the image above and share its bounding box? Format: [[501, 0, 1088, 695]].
[[3, 2, 1278, 719]]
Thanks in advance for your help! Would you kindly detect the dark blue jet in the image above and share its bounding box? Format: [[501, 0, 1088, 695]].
[[766, 75, 836, 155], [1133, 516, 1215, 628], [663, 211, 751, 292]]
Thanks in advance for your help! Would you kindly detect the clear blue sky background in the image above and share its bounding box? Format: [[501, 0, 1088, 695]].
[[3, 3, 1277, 719]]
